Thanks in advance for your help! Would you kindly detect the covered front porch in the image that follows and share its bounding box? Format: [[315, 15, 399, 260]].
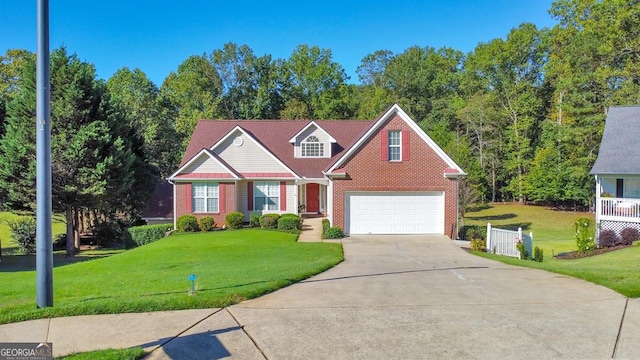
[[595, 175, 640, 223], [296, 179, 328, 217]]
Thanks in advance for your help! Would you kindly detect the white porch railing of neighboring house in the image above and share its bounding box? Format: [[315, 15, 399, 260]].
[[597, 197, 640, 222], [486, 223, 533, 259]]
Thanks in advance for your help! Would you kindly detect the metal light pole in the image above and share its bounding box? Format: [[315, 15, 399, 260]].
[[36, 0, 53, 308]]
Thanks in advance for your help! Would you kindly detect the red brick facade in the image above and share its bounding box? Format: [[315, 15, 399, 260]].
[[175, 182, 236, 228], [332, 114, 459, 237]]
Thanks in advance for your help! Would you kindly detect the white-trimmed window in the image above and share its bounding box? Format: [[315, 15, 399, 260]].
[[388, 130, 401, 161], [254, 181, 280, 210], [301, 136, 324, 157], [193, 182, 219, 212]]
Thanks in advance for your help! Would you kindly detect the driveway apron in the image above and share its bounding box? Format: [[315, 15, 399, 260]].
[[230, 235, 627, 359]]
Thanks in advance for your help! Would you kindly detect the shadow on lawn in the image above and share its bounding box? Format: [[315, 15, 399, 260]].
[[0, 253, 112, 273], [465, 213, 517, 221]]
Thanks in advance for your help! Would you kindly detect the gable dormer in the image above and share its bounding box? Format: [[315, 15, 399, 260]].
[[289, 121, 337, 158]]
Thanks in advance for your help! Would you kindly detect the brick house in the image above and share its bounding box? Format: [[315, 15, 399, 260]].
[[143, 104, 466, 236]]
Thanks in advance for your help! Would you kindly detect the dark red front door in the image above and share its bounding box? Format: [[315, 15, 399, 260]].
[[306, 183, 319, 212]]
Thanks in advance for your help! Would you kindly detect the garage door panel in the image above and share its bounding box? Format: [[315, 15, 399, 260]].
[[346, 192, 444, 235]]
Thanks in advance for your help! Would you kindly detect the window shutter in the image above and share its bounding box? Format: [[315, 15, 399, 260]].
[[380, 130, 388, 161], [247, 182, 253, 211], [185, 183, 192, 213], [280, 181, 287, 211], [402, 130, 410, 161], [219, 183, 226, 213]]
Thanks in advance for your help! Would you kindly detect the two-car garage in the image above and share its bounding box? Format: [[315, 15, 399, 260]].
[[345, 192, 445, 235]]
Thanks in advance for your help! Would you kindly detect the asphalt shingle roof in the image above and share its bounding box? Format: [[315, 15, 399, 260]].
[[591, 106, 640, 174], [181, 119, 374, 178]]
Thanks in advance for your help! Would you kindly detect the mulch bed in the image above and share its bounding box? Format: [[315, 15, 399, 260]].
[[554, 244, 633, 260]]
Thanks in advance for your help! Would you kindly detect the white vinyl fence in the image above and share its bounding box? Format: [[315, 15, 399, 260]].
[[486, 223, 532, 258]]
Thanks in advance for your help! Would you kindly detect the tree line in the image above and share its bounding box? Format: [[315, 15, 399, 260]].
[[0, 0, 638, 253]]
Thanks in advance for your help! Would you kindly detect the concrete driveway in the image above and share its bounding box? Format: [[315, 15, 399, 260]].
[[224, 235, 634, 359]]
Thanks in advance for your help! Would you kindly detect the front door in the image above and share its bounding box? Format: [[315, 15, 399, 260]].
[[306, 183, 320, 213]]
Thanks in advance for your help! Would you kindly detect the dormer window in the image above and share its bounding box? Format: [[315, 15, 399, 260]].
[[301, 136, 324, 157]]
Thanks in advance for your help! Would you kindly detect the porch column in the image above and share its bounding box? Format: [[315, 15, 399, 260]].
[[294, 180, 299, 215], [595, 175, 601, 227]]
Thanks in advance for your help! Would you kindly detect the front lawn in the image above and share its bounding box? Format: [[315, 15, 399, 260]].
[[0, 229, 343, 325], [464, 203, 594, 254], [0, 212, 67, 254], [473, 244, 640, 297]]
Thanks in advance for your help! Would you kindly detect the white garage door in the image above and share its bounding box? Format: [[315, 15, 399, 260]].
[[346, 192, 444, 234]]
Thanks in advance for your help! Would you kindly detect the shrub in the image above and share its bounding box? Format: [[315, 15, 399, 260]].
[[93, 219, 126, 246], [177, 215, 199, 232], [199, 216, 215, 232], [324, 226, 344, 239], [53, 233, 67, 251], [620, 227, 640, 246], [125, 224, 172, 248], [249, 211, 261, 227], [470, 238, 486, 252], [465, 226, 485, 241], [225, 212, 245, 229], [260, 214, 280, 229], [9, 218, 36, 254], [533, 246, 544, 262], [598, 229, 619, 248], [322, 218, 330, 233], [260, 216, 277, 229], [574, 218, 595, 253], [516, 241, 529, 260], [278, 214, 302, 231]]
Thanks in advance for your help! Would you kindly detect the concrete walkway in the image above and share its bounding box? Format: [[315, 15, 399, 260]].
[[296, 217, 324, 242], [0, 236, 638, 359]]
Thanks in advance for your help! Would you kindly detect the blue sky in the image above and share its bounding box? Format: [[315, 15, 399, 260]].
[[1, 1, 556, 86]]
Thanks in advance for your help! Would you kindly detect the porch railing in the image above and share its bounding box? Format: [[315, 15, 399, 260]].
[[598, 197, 640, 221]]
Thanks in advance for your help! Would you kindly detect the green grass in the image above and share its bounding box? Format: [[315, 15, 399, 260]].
[[0, 229, 343, 325], [57, 347, 145, 360], [465, 203, 640, 298], [0, 211, 66, 254], [473, 244, 640, 297], [464, 203, 594, 254]]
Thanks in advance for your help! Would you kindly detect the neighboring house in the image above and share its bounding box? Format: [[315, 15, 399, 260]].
[[143, 104, 466, 236], [591, 106, 640, 238]]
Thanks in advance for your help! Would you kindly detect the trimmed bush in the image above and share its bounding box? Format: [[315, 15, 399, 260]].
[[574, 217, 595, 253], [9, 218, 36, 255], [177, 215, 199, 232], [260, 214, 280, 229], [470, 238, 486, 252], [199, 216, 215, 232], [53, 233, 67, 251], [225, 212, 244, 229], [278, 214, 302, 231], [93, 219, 126, 246], [125, 224, 172, 248], [598, 229, 619, 248], [465, 226, 485, 241], [620, 227, 640, 246], [322, 218, 330, 233], [249, 211, 261, 227], [324, 226, 344, 239], [533, 246, 544, 262]]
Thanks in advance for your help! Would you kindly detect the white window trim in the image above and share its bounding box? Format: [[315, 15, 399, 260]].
[[301, 135, 325, 158], [388, 130, 401, 162], [254, 181, 280, 211], [192, 182, 219, 213]]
